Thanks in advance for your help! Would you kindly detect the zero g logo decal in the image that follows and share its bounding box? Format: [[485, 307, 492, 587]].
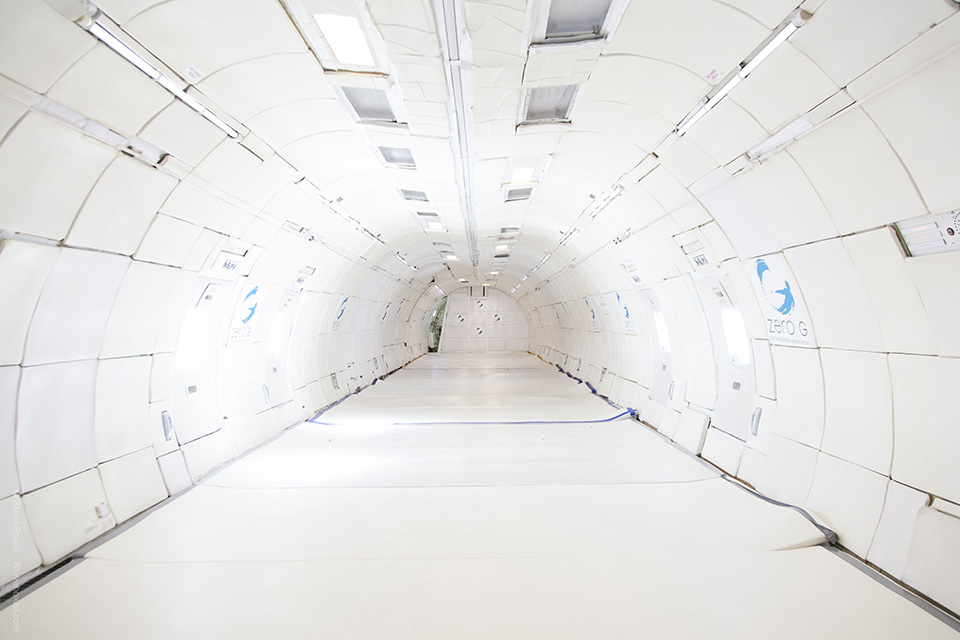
[[229, 283, 261, 343], [332, 297, 348, 332], [756, 258, 794, 315], [750, 255, 816, 348]]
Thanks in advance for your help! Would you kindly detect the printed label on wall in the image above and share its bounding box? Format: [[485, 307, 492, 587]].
[[584, 297, 600, 331], [228, 282, 261, 344], [749, 255, 817, 348], [331, 296, 348, 332], [616, 292, 637, 334]]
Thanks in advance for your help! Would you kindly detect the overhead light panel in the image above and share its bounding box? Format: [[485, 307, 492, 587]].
[[748, 116, 814, 160], [544, 0, 614, 40], [490, 271, 500, 275], [313, 14, 375, 67], [505, 187, 534, 202], [523, 85, 578, 123], [401, 189, 429, 201], [739, 9, 809, 78], [445, 254, 459, 261], [81, 11, 238, 139], [342, 87, 397, 122], [427, 222, 444, 231], [379, 146, 416, 167], [495, 244, 509, 251]]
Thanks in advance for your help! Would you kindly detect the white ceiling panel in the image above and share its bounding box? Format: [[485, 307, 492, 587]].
[[0, 241, 59, 366], [659, 136, 719, 188], [0, 92, 27, 141], [861, 49, 960, 215], [125, 0, 306, 79], [191, 141, 264, 196], [640, 164, 694, 213], [736, 153, 838, 249], [0, 114, 115, 241], [16, 360, 99, 493], [138, 101, 227, 166], [769, 345, 825, 450], [250, 100, 357, 151], [787, 108, 927, 234], [905, 251, 960, 358], [573, 101, 671, 152], [67, 155, 179, 255], [585, 56, 706, 124], [791, 0, 955, 87], [0, 0, 94, 93], [718, 0, 801, 29], [46, 45, 173, 137], [685, 97, 768, 166], [730, 44, 839, 132], [197, 53, 335, 122], [606, 0, 767, 79]]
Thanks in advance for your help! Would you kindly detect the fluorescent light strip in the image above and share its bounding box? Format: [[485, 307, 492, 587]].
[[86, 17, 239, 139], [739, 22, 798, 78]]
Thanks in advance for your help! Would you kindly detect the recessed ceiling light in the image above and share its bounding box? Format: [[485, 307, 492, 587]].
[[401, 189, 429, 201], [427, 222, 444, 231], [342, 87, 396, 122], [445, 254, 459, 261], [490, 271, 499, 275], [314, 14, 375, 67], [545, 0, 614, 40], [495, 244, 508, 251], [524, 85, 577, 122]]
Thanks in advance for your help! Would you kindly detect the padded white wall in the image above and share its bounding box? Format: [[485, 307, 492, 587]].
[[439, 288, 530, 353]]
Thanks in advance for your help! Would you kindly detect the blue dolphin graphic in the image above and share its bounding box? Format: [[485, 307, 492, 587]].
[[617, 293, 629, 319], [336, 298, 347, 320], [241, 286, 258, 324], [775, 281, 795, 315]]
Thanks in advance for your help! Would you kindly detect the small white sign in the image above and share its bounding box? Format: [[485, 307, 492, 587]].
[[332, 297, 348, 332], [183, 64, 205, 83]]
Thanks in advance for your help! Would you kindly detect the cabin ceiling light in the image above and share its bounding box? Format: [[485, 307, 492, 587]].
[[495, 244, 509, 251], [427, 222, 444, 231], [675, 8, 808, 137], [314, 14, 375, 67], [545, 0, 614, 40], [342, 87, 397, 122], [523, 84, 578, 123], [79, 9, 238, 138], [445, 254, 459, 261]]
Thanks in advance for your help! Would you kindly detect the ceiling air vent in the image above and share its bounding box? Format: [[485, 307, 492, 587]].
[[401, 189, 429, 201], [379, 146, 415, 168], [342, 87, 397, 122], [505, 187, 534, 202], [522, 85, 578, 123], [494, 253, 511, 259]]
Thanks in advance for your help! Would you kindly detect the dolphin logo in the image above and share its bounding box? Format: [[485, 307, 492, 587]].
[[336, 297, 348, 320], [241, 286, 258, 324], [617, 293, 629, 319], [756, 258, 795, 316]]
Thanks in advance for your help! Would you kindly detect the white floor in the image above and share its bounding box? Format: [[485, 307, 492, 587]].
[[3, 353, 957, 638]]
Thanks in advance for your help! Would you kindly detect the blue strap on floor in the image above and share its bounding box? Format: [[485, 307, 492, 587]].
[[554, 363, 637, 419]]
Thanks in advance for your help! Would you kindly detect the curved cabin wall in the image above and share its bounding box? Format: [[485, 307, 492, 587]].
[[0, 0, 959, 619]]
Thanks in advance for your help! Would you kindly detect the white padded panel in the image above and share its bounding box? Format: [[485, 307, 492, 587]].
[[138, 100, 226, 166], [787, 109, 926, 234], [804, 453, 887, 558], [98, 447, 168, 524], [759, 434, 818, 506], [903, 506, 960, 615], [0, 94, 27, 142], [150, 352, 175, 402], [190, 142, 263, 198], [701, 427, 744, 476], [21, 469, 115, 565], [784, 239, 882, 352], [197, 52, 335, 122], [67, 155, 178, 255], [868, 481, 928, 580], [889, 354, 960, 504], [791, 0, 954, 86], [0, 114, 115, 241], [160, 180, 222, 228], [94, 357, 152, 463], [693, 169, 780, 259], [0, 367, 20, 499], [862, 47, 960, 213], [730, 44, 838, 131], [16, 360, 98, 493], [819, 349, 892, 475], [100, 261, 180, 358], [21, 249, 129, 366], [753, 338, 775, 400], [134, 214, 204, 267], [181, 430, 237, 482], [0, 494, 42, 586], [124, 0, 305, 78], [0, 0, 94, 92], [905, 251, 960, 357], [0, 241, 59, 366], [45, 44, 172, 136], [673, 407, 709, 455], [842, 229, 936, 355], [736, 153, 838, 248], [720, 0, 801, 29], [769, 346, 824, 449], [157, 450, 192, 496], [686, 98, 768, 166]]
